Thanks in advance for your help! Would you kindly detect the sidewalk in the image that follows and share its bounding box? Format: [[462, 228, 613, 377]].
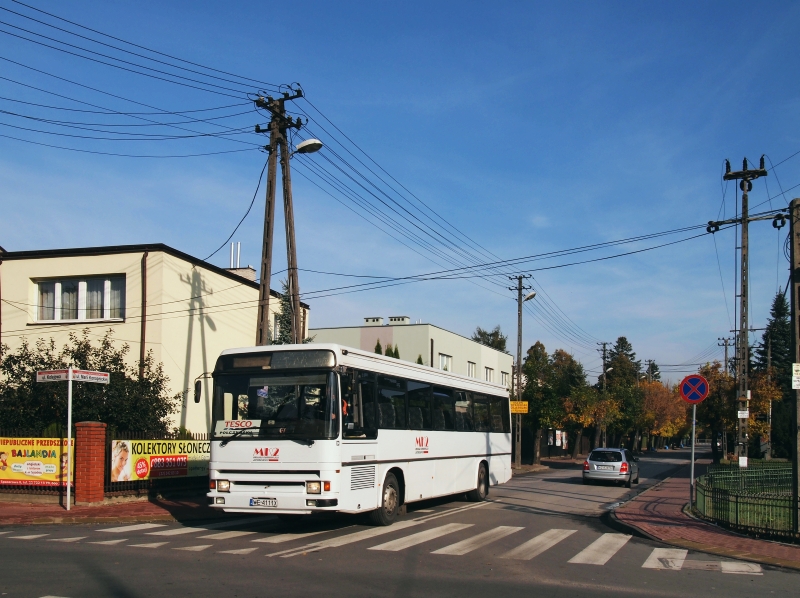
[[613, 461, 800, 570], [0, 496, 227, 526]]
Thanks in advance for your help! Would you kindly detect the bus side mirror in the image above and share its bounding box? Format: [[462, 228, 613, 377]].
[[194, 380, 202, 404]]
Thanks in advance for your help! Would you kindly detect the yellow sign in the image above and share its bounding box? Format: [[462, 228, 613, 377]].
[[0, 437, 73, 487], [110, 440, 210, 482], [510, 401, 529, 414]]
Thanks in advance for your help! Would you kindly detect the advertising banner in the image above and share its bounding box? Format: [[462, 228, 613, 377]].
[[110, 439, 209, 482], [0, 437, 74, 486]]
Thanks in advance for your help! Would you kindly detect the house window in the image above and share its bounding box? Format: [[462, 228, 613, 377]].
[[484, 367, 494, 383], [468, 361, 476, 378], [501, 371, 509, 386], [36, 276, 125, 322], [439, 353, 452, 372]]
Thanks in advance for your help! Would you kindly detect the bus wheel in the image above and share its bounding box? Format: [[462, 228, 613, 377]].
[[369, 473, 400, 526], [467, 462, 488, 502]]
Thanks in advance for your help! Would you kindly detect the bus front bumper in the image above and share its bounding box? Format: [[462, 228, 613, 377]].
[[207, 492, 339, 513]]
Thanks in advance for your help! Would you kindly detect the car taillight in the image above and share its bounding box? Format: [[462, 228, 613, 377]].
[[620, 462, 629, 473], [583, 461, 589, 471]]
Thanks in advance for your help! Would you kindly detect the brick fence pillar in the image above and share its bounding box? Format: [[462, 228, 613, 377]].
[[75, 421, 106, 504]]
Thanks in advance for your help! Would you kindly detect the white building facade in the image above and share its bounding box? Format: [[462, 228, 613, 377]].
[[310, 317, 512, 388]]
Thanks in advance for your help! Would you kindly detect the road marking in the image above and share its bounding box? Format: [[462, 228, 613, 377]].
[[415, 502, 489, 523], [415, 509, 434, 513], [500, 529, 577, 560], [568, 533, 631, 565], [147, 516, 277, 536], [642, 548, 687, 570], [682, 560, 721, 571], [99, 523, 166, 533], [48, 537, 87, 543], [220, 547, 260, 555], [432, 526, 523, 555], [9, 534, 49, 540], [269, 520, 422, 558], [197, 530, 256, 540], [369, 523, 473, 552], [173, 544, 212, 552], [252, 527, 353, 544], [88, 539, 127, 545], [721, 561, 763, 575], [129, 542, 168, 548], [0, 531, 11, 536]]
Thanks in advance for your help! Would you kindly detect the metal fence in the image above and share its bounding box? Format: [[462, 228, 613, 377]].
[[694, 462, 797, 539], [0, 428, 68, 496], [104, 431, 209, 498]]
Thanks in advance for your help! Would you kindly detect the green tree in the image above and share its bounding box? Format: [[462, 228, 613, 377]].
[[374, 339, 383, 355], [416, 354, 423, 365], [385, 343, 393, 357], [393, 345, 400, 359], [0, 330, 178, 435], [604, 336, 641, 388], [644, 361, 661, 381], [471, 326, 507, 352], [754, 293, 792, 458]]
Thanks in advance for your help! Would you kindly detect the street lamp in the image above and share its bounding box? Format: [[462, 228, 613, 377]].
[[294, 138, 323, 155]]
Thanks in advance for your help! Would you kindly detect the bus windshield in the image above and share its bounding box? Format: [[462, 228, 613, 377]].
[[211, 371, 338, 441]]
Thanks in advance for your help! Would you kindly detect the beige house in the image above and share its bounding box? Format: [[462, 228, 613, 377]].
[[0, 244, 308, 434], [310, 316, 512, 388]]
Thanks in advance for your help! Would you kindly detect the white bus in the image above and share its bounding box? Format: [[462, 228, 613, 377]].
[[207, 344, 511, 525]]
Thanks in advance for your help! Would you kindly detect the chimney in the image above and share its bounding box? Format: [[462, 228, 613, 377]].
[[388, 316, 410, 326], [364, 317, 384, 327]]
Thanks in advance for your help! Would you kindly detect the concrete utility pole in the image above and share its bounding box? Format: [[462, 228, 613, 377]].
[[254, 90, 304, 345], [509, 274, 532, 469], [597, 341, 610, 449], [720, 158, 767, 465], [789, 198, 800, 532], [718, 337, 733, 373]]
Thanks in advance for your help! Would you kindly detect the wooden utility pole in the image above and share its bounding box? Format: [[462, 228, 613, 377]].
[[509, 274, 532, 468], [718, 337, 733, 372], [254, 90, 304, 345], [789, 197, 800, 533]]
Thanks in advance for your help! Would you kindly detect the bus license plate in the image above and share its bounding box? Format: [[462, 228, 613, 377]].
[[596, 465, 613, 470], [250, 498, 278, 507]]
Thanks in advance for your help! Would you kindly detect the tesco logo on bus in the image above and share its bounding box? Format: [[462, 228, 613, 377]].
[[225, 420, 254, 428], [415, 436, 429, 454], [253, 447, 280, 462]]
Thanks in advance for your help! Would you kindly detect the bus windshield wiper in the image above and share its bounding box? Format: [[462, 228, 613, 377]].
[[219, 427, 262, 447]]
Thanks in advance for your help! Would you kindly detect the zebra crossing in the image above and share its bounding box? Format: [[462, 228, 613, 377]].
[[1, 513, 764, 574]]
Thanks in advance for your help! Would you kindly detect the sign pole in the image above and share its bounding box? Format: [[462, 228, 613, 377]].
[[66, 365, 73, 511], [690, 403, 696, 507]]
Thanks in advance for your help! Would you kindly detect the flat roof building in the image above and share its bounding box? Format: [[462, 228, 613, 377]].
[[310, 317, 512, 388]]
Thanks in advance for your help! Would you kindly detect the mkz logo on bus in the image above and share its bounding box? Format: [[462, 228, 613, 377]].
[[253, 447, 280, 462], [415, 436, 429, 455]]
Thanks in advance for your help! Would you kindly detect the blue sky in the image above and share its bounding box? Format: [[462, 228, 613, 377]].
[[1, 1, 799, 381]]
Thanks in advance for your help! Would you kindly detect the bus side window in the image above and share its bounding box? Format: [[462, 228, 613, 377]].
[[377, 375, 406, 429], [488, 397, 506, 433], [407, 380, 432, 430], [454, 391, 474, 431], [473, 395, 490, 432], [432, 386, 454, 430], [358, 372, 377, 431]]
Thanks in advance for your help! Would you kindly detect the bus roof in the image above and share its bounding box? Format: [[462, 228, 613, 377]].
[[218, 343, 509, 395]]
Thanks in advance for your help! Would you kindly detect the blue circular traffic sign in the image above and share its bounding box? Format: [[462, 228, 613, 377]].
[[680, 374, 709, 404]]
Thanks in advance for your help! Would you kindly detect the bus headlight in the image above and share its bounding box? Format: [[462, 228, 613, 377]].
[[217, 480, 230, 492], [307, 481, 321, 494]]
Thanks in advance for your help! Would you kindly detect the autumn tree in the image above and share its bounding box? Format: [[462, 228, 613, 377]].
[[696, 362, 735, 463]]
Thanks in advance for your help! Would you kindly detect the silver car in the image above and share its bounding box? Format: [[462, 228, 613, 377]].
[[582, 448, 639, 488]]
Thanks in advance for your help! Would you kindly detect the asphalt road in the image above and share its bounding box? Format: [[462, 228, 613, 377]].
[[1, 450, 797, 598]]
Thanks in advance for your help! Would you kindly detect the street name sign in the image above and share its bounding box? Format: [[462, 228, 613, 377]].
[[36, 367, 109, 511], [679, 374, 709, 404], [510, 401, 528, 414], [37, 369, 109, 384]]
